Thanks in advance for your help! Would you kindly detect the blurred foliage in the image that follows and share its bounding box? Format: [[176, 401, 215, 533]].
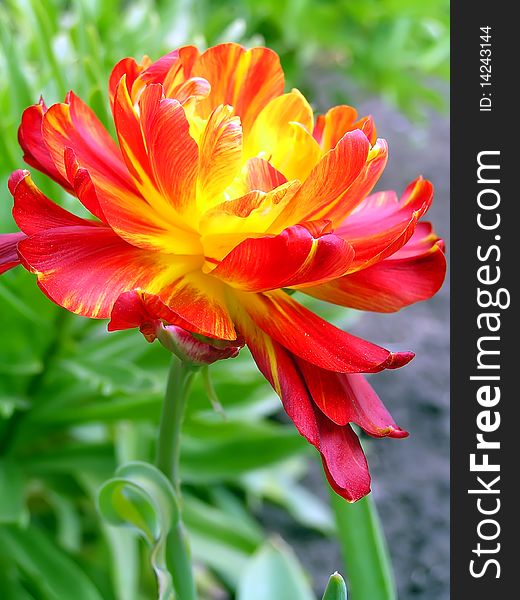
[[0, 0, 447, 597]]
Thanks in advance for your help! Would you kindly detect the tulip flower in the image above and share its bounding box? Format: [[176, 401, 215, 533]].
[[0, 43, 445, 502]]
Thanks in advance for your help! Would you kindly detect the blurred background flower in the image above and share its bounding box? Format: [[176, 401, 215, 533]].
[[0, 1, 449, 598]]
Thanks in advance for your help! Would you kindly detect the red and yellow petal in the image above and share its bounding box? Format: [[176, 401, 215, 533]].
[[143, 97, 199, 215], [108, 289, 211, 338], [242, 158, 287, 192], [161, 46, 202, 97], [149, 271, 237, 340], [234, 289, 414, 373], [200, 182, 301, 261], [114, 80, 198, 216], [109, 277, 239, 343], [9, 175, 212, 326], [102, 81, 202, 254], [17, 224, 199, 319], [313, 105, 377, 150], [317, 139, 388, 227], [197, 104, 243, 210], [16, 223, 233, 338], [108, 57, 145, 107], [113, 77, 156, 185], [211, 224, 354, 292], [306, 223, 446, 312], [135, 47, 200, 100], [191, 43, 284, 133], [337, 177, 434, 272], [271, 130, 384, 229]]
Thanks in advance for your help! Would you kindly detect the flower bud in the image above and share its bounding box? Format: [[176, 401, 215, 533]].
[[155, 322, 243, 366]]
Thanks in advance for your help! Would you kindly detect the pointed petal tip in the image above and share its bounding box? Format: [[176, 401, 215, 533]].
[[340, 482, 372, 503], [386, 351, 415, 369], [8, 169, 29, 194], [385, 425, 409, 439]]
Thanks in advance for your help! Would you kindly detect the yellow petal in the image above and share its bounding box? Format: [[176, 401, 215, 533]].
[[244, 90, 321, 180]]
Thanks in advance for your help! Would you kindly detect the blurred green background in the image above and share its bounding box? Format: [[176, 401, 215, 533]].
[[0, 1, 449, 599]]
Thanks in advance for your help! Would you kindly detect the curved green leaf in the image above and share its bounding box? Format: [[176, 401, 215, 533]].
[[97, 462, 179, 600]]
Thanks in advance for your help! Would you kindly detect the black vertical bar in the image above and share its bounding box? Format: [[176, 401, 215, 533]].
[[451, 2, 516, 597]]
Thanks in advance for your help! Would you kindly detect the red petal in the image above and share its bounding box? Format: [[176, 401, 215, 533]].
[[305, 223, 446, 312], [139, 50, 186, 87], [236, 290, 414, 373], [63, 148, 107, 222], [0, 232, 25, 274], [239, 310, 371, 501], [109, 57, 144, 107], [316, 411, 371, 502], [42, 92, 132, 194], [297, 359, 408, 437], [18, 100, 72, 190], [10, 170, 91, 235], [337, 177, 434, 271], [212, 224, 354, 292], [108, 289, 202, 335]]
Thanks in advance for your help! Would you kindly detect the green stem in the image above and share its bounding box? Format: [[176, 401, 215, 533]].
[[330, 491, 396, 600], [156, 358, 197, 600]]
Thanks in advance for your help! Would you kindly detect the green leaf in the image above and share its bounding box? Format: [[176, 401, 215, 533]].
[[184, 492, 262, 553], [0, 459, 28, 525], [244, 466, 334, 534], [80, 472, 140, 600], [102, 526, 140, 600], [180, 421, 308, 482], [0, 567, 35, 600], [0, 524, 104, 600], [330, 492, 396, 600], [237, 539, 315, 600], [322, 573, 348, 600], [189, 531, 250, 587], [98, 461, 179, 600], [23, 441, 115, 477], [46, 491, 82, 552]]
